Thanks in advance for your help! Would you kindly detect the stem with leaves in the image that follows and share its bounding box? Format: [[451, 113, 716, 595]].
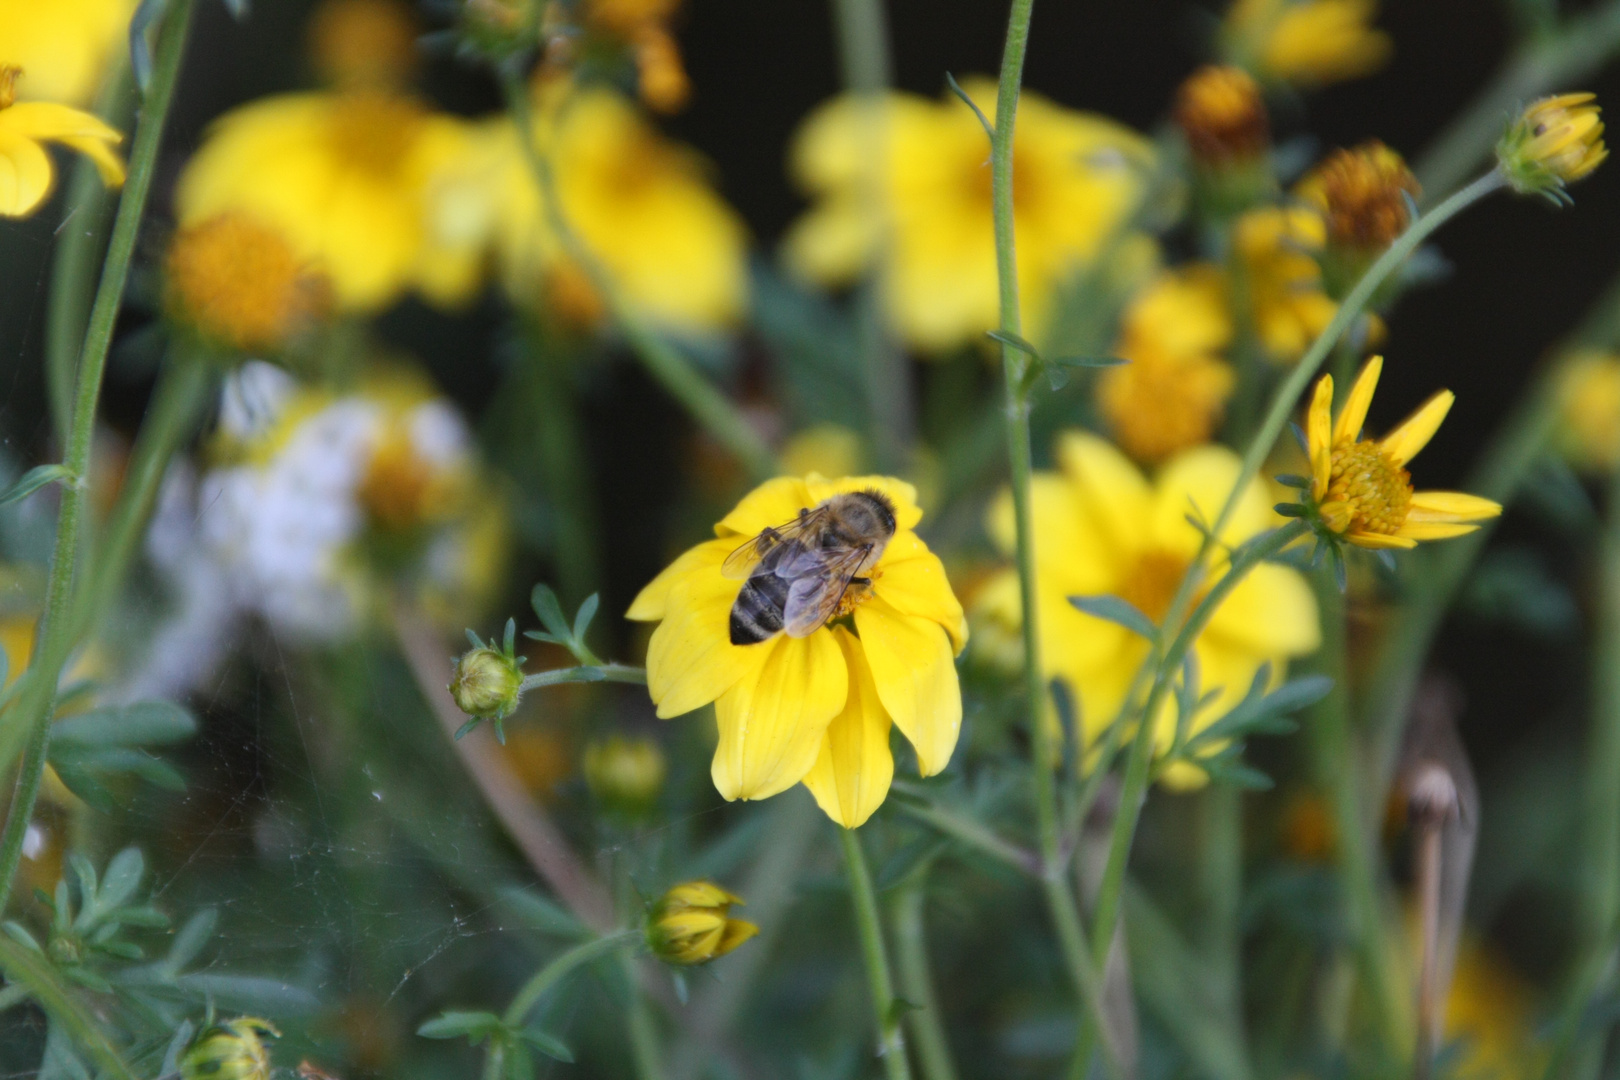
[[0, 0, 196, 910]]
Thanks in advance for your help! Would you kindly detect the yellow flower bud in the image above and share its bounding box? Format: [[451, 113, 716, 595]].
[[1498, 93, 1607, 201], [180, 1017, 280, 1080], [448, 647, 523, 720], [584, 735, 666, 818], [646, 881, 758, 965], [1295, 140, 1419, 298]]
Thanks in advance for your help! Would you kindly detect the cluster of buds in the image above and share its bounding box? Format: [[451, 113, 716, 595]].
[[584, 735, 667, 819], [180, 1017, 280, 1080], [644, 881, 758, 965], [1296, 140, 1420, 300], [1174, 65, 1275, 218], [1498, 93, 1607, 203]]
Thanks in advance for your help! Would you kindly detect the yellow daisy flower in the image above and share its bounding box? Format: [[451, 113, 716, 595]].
[[783, 78, 1152, 353], [174, 91, 483, 312], [1233, 205, 1339, 364], [0, 66, 124, 217], [1555, 350, 1620, 473], [1222, 0, 1391, 87], [1099, 263, 1236, 463], [986, 434, 1319, 787], [0, 0, 134, 107], [483, 79, 748, 333], [1303, 356, 1501, 549], [628, 475, 966, 828]]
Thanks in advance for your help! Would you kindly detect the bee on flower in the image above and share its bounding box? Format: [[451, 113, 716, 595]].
[[0, 65, 125, 218], [629, 475, 965, 828], [1285, 356, 1501, 555]]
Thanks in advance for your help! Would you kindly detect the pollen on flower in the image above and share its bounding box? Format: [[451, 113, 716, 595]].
[[165, 212, 331, 352], [833, 568, 882, 620], [1325, 439, 1412, 536]]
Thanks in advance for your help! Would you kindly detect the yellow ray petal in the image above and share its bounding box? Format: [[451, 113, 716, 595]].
[[854, 596, 961, 776], [713, 476, 815, 538], [1397, 521, 1480, 540], [646, 569, 767, 718], [1346, 530, 1418, 550], [1333, 355, 1383, 446], [1380, 389, 1454, 466], [1307, 372, 1334, 499], [1055, 430, 1152, 561], [627, 538, 734, 622], [1204, 562, 1321, 657], [1406, 490, 1501, 521], [872, 532, 968, 651], [802, 628, 895, 828], [0, 128, 53, 217], [711, 630, 848, 801], [1152, 444, 1271, 557]]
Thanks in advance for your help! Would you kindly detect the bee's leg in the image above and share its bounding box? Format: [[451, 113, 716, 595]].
[[849, 577, 871, 586]]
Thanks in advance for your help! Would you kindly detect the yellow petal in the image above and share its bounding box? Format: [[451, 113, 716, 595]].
[[873, 532, 968, 651], [0, 128, 52, 217], [628, 538, 735, 622], [803, 628, 894, 828], [1397, 521, 1480, 540], [712, 630, 848, 801], [646, 568, 766, 718], [987, 472, 1116, 591], [4, 103, 125, 187], [1333, 355, 1383, 446], [1307, 372, 1334, 499], [1055, 430, 1151, 560], [1152, 444, 1272, 558], [854, 596, 960, 776], [1380, 389, 1454, 466], [1204, 562, 1321, 657], [1346, 531, 1418, 550], [713, 476, 814, 538], [1406, 490, 1501, 522]]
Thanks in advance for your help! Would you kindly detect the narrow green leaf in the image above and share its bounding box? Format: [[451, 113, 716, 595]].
[[97, 849, 144, 913], [944, 72, 994, 140], [1048, 354, 1128, 368], [51, 701, 197, 748], [0, 934, 139, 1079], [572, 594, 600, 645], [985, 329, 1040, 359], [530, 584, 570, 640], [418, 1010, 506, 1042], [0, 464, 75, 508], [520, 1028, 575, 1063], [1069, 594, 1157, 640]]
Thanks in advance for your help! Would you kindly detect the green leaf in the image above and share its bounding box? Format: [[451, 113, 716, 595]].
[[886, 998, 923, 1026], [520, 1028, 575, 1063], [985, 329, 1040, 359], [874, 836, 946, 892], [1069, 594, 1157, 640], [0, 464, 74, 508], [945, 72, 994, 141], [1048, 354, 1128, 369], [97, 848, 145, 912], [572, 594, 600, 644], [0, 933, 138, 1078], [51, 701, 197, 748], [161, 909, 218, 976], [419, 1009, 507, 1043], [530, 584, 570, 640], [1201, 755, 1275, 790]]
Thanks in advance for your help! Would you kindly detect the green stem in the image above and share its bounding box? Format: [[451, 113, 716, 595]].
[[0, 0, 195, 905], [0, 934, 136, 1079], [1542, 914, 1620, 1080], [502, 929, 642, 1029], [890, 869, 959, 1080], [523, 330, 600, 604], [620, 951, 665, 1080], [1414, 0, 1620, 198], [888, 790, 1040, 876], [839, 826, 912, 1080], [497, 68, 779, 482], [1200, 783, 1248, 1062]]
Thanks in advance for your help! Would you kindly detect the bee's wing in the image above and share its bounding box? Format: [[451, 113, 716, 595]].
[[781, 545, 872, 637], [720, 506, 828, 580]]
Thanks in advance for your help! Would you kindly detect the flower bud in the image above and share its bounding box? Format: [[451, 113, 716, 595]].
[[584, 735, 666, 818], [180, 1017, 280, 1080], [1174, 66, 1274, 219], [1498, 93, 1607, 201], [645, 881, 758, 965], [1295, 141, 1420, 299], [448, 646, 523, 720]]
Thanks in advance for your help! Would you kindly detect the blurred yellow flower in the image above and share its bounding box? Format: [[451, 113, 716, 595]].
[[1223, 0, 1391, 87], [1556, 350, 1620, 472], [781, 424, 865, 479], [165, 212, 332, 353], [1233, 205, 1338, 364], [0, 66, 124, 217], [484, 80, 748, 333], [584, 734, 667, 816], [307, 0, 420, 91], [1296, 140, 1419, 297], [646, 881, 757, 965], [784, 78, 1152, 353], [175, 91, 483, 312], [0, 0, 133, 107], [1303, 356, 1501, 549], [585, 0, 690, 113], [628, 475, 966, 828], [1099, 264, 1235, 463], [1443, 937, 1543, 1077], [986, 434, 1319, 787]]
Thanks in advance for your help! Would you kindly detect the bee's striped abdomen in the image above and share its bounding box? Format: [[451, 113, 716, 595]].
[[730, 571, 789, 645]]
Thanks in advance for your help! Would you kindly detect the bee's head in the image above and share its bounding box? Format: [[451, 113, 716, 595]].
[[854, 488, 898, 537]]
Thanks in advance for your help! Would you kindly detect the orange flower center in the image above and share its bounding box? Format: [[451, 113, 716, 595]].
[[166, 212, 330, 350], [1099, 353, 1231, 464], [0, 67, 18, 110], [1325, 439, 1412, 535], [1117, 550, 1189, 625], [359, 430, 439, 531]]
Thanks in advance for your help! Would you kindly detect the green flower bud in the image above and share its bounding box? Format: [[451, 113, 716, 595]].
[[448, 646, 523, 720], [645, 881, 758, 966], [584, 736, 666, 819], [180, 1017, 280, 1080]]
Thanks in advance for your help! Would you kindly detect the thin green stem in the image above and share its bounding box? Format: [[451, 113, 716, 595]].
[[890, 870, 959, 1080], [839, 826, 912, 1080], [1200, 783, 1248, 1062], [502, 929, 642, 1029], [620, 951, 665, 1080], [522, 330, 600, 605], [1542, 914, 1620, 1080], [0, 0, 195, 907], [497, 68, 779, 482], [888, 787, 1039, 876]]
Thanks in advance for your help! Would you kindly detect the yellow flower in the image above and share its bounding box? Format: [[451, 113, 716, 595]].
[[1295, 140, 1419, 299], [1443, 936, 1543, 1078], [1303, 356, 1501, 548], [628, 475, 967, 828], [645, 881, 758, 965], [1099, 264, 1235, 463], [307, 0, 421, 91], [986, 434, 1319, 787], [1555, 350, 1620, 472], [165, 212, 332, 352], [485, 79, 748, 333], [1498, 93, 1607, 200], [781, 424, 865, 479], [175, 91, 483, 311], [1233, 205, 1339, 363], [0, 0, 133, 107], [0, 66, 124, 217], [784, 78, 1152, 353], [1222, 0, 1391, 87], [180, 1017, 280, 1080], [585, 0, 690, 113], [584, 735, 667, 816]]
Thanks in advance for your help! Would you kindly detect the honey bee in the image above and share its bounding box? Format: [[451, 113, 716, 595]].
[[723, 489, 898, 645]]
